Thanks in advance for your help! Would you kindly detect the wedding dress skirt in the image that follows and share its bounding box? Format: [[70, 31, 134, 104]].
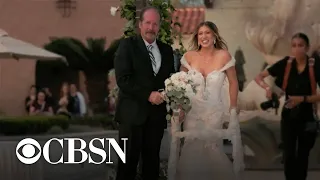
[[176, 139, 236, 180]]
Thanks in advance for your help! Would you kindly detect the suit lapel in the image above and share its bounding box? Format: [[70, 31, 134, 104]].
[[156, 40, 165, 76], [137, 36, 168, 77], [137, 35, 154, 76]]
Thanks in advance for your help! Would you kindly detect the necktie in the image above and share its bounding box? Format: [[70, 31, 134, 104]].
[[147, 44, 157, 76]]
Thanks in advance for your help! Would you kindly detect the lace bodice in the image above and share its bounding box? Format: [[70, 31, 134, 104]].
[[180, 55, 236, 132], [181, 56, 235, 102]]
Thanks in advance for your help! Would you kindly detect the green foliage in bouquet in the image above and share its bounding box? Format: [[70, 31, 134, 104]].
[[165, 89, 192, 121]]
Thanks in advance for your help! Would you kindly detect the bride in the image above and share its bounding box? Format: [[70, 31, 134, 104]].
[[168, 21, 245, 180]]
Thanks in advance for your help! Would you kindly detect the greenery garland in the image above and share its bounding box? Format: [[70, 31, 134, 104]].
[[118, 0, 186, 54]]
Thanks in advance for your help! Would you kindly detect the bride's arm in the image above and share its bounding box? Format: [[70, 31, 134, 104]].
[[223, 53, 239, 109], [226, 67, 238, 108]]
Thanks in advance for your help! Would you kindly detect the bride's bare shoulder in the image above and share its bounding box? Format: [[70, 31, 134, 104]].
[[215, 50, 232, 64], [183, 51, 198, 63]]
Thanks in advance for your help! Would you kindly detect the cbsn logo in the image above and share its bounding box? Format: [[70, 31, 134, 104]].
[[15, 138, 127, 165]]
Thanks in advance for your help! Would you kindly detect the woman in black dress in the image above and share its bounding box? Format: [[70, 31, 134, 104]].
[[29, 90, 53, 116]]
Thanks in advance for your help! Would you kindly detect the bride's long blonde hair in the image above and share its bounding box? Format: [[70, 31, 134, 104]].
[[190, 21, 228, 51]]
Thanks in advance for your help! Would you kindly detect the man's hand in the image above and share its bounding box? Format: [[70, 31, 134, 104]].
[[148, 91, 164, 105]]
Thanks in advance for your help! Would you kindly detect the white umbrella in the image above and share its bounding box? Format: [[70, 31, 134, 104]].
[[0, 29, 66, 62]]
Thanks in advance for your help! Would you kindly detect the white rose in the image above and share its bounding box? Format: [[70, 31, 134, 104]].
[[174, 86, 181, 92], [180, 71, 187, 76], [165, 79, 171, 86], [174, 80, 183, 88], [178, 72, 186, 79], [185, 84, 192, 92], [178, 81, 185, 88], [179, 77, 185, 82], [172, 79, 179, 86], [166, 84, 173, 90], [110, 6, 119, 16], [171, 74, 179, 81], [185, 74, 192, 81], [170, 77, 176, 83]]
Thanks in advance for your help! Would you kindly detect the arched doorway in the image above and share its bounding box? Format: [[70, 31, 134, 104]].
[[35, 60, 79, 101]]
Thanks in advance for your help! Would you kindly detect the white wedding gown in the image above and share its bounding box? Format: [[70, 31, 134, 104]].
[[168, 55, 245, 180]]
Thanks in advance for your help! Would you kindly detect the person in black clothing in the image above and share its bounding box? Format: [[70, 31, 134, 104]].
[[43, 87, 56, 108], [255, 33, 319, 180], [114, 6, 175, 180], [29, 90, 53, 115], [69, 83, 81, 115], [311, 49, 320, 61]]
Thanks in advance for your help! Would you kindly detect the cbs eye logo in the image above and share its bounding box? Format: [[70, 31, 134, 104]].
[[16, 138, 42, 164]]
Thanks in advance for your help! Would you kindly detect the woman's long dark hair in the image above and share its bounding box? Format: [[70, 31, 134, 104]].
[[32, 90, 47, 107], [60, 82, 69, 98], [190, 21, 228, 51]]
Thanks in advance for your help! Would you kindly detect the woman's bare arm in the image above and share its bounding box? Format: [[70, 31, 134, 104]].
[[254, 70, 272, 90], [220, 51, 238, 109]]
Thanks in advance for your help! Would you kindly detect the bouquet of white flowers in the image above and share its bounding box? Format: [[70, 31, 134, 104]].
[[160, 71, 198, 121]]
